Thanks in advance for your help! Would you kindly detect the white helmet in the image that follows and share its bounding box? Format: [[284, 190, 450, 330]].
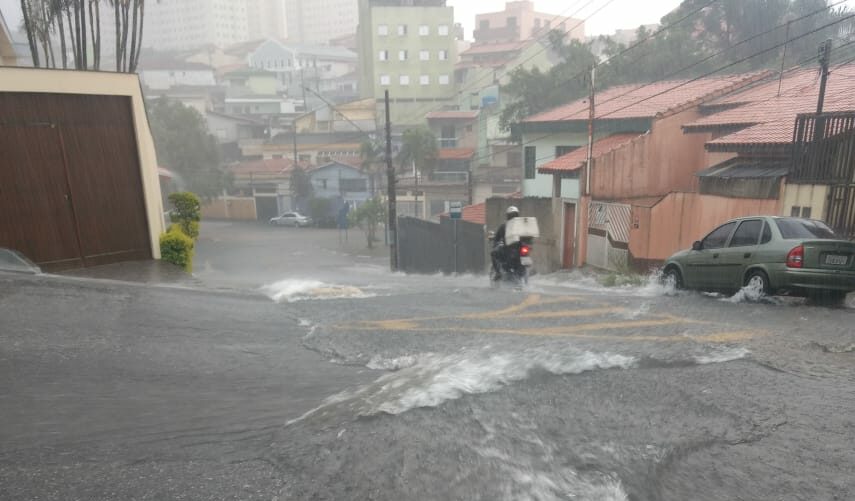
[[506, 206, 520, 219]]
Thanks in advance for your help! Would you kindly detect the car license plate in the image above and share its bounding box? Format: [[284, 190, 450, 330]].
[[521, 257, 533, 266], [825, 254, 848, 266]]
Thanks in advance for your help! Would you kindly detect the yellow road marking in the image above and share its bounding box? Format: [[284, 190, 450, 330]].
[[512, 307, 626, 320]]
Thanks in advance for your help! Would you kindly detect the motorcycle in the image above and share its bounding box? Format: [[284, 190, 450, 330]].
[[489, 217, 539, 287]]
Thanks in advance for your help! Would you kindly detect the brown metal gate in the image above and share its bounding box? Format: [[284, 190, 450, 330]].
[[0, 93, 152, 271]]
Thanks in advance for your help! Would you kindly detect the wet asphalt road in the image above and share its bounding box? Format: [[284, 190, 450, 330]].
[[2, 221, 854, 500]]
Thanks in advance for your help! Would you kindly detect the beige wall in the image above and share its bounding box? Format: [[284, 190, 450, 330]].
[[781, 183, 828, 218], [201, 197, 257, 220], [590, 109, 711, 200], [0, 67, 165, 259], [628, 192, 781, 263]]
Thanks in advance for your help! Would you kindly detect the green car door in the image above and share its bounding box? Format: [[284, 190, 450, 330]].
[[685, 221, 738, 289], [717, 219, 765, 290]]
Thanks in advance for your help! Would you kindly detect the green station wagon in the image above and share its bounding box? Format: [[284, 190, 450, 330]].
[[663, 216, 855, 304]]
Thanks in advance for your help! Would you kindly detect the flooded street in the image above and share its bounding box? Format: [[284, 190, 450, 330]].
[[2, 222, 854, 500]]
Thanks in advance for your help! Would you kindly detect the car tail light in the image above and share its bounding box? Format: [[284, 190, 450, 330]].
[[786, 245, 804, 268], [520, 245, 531, 257]]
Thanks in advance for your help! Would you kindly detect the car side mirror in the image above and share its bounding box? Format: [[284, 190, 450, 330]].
[[692, 241, 703, 251]]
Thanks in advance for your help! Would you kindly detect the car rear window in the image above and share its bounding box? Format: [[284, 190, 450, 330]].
[[775, 218, 837, 239]]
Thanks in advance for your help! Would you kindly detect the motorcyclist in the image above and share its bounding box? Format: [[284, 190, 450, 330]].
[[491, 206, 520, 279]]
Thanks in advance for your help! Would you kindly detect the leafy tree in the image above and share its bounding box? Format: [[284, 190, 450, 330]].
[[290, 166, 314, 199], [397, 126, 438, 179], [147, 97, 228, 198], [348, 197, 387, 249]]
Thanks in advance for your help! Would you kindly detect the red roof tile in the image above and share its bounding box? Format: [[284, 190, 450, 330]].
[[538, 134, 640, 173], [426, 110, 480, 120], [523, 73, 771, 123], [229, 158, 309, 175], [439, 148, 476, 160], [697, 65, 855, 148]]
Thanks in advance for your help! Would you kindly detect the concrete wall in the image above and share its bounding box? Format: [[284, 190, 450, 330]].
[[201, 197, 258, 221], [627, 192, 781, 266], [590, 110, 711, 200], [486, 196, 562, 274], [781, 183, 828, 218], [0, 67, 165, 259]]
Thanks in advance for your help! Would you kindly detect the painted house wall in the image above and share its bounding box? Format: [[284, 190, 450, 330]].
[[520, 132, 587, 198], [139, 69, 217, 90], [590, 109, 711, 200], [781, 183, 829, 218], [628, 192, 781, 264], [310, 164, 371, 206]]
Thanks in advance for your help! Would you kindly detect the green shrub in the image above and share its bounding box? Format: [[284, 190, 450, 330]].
[[160, 224, 195, 271], [168, 192, 201, 239]]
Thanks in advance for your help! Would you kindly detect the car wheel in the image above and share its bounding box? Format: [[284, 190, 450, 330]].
[[744, 270, 771, 299], [662, 266, 684, 291]]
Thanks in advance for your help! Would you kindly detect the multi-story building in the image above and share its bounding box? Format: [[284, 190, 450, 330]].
[[473, 1, 584, 45], [247, 0, 288, 41], [357, 0, 458, 125], [139, 0, 250, 51], [285, 0, 359, 44]]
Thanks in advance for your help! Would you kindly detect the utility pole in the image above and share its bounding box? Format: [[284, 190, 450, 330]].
[[292, 128, 299, 165], [816, 39, 832, 114], [385, 90, 398, 272], [585, 65, 596, 196]]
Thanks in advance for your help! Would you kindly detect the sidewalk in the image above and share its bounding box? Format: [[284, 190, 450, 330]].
[[58, 260, 201, 286]]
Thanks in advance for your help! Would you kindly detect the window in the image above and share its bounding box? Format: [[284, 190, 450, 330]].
[[524, 146, 536, 179], [480, 20, 490, 30], [702, 222, 737, 250], [378, 25, 388, 36], [534, 19, 541, 29], [419, 50, 430, 61], [419, 25, 429, 36], [761, 222, 773, 244], [791, 206, 801, 217], [507, 16, 517, 27], [378, 50, 388, 61], [399, 75, 410, 86], [438, 75, 450, 85], [319, 179, 328, 189], [397, 24, 408, 36], [776, 218, 837, 239], [729, 220, 763, 247], [438, 50, 449, 61], [419, 75, 430, 85], [556, 146, 578, 157], [380, 74, 391, 86], [438, 24, 449, 36], [802, 207, 812, 218], [399, 50, 408, 61]]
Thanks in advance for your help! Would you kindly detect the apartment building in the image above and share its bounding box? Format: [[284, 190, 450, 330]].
[[474, 1, 584, 44], [285, 0, 359, 44]]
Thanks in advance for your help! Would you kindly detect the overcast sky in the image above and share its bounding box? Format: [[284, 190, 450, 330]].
[[3, 0, 854, 41], [1, 0, 684, 40]]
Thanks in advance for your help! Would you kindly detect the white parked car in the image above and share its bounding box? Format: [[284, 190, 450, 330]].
[[270, 212, 312, 227]]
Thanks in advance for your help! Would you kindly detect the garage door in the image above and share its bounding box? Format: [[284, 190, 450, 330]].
[[0, 93, 152, 271]]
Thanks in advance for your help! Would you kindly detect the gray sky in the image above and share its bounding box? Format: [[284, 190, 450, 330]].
[[1, 0, 686, 41]]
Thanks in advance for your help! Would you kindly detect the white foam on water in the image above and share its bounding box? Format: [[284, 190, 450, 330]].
[[360, 348, 637, 416], [365, 354, 420, 371], [261, 279, 376, 302], [694, 346, 751, 364], [721, 281, 766, 304], [531, 270, 676, 298], [508, 468, 629, 501]]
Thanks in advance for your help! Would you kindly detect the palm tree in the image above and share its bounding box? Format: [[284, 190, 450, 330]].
[[360, 140, 384, 196], [397, 126, 438, 180]]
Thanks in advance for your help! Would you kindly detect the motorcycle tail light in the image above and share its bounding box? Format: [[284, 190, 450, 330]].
[[520, 245, 531, 257]]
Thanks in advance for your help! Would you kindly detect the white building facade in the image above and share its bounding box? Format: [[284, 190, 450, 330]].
[[285, 0, 359, 44], [141, 0, 251, 51]]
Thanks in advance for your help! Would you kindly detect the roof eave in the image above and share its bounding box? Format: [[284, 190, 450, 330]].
[[704, 142, 792, 154]]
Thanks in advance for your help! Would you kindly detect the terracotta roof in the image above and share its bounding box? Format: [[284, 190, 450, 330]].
[[461, 41, 528, 56], [523, 73, 771, 123], [696, 65, 855, 149], [538, 134, 640, 173], [426, 110, 480, 120], [229, 158, 310, 175], [439, 148, 476, 160]]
